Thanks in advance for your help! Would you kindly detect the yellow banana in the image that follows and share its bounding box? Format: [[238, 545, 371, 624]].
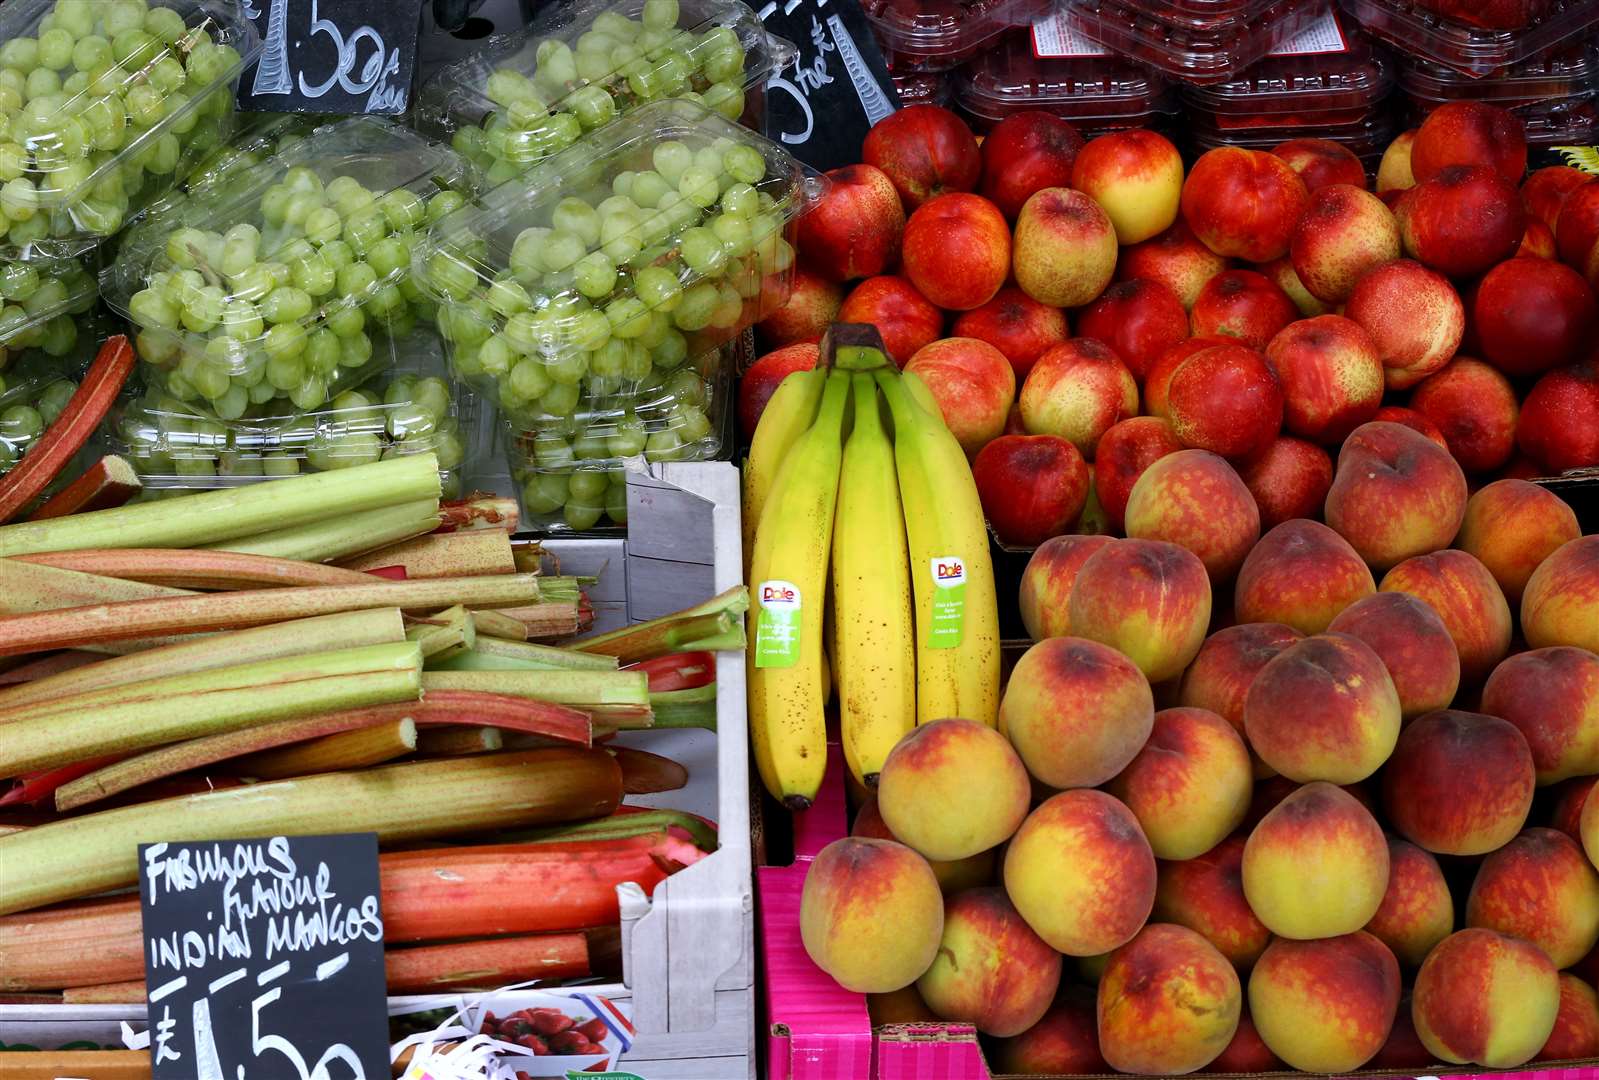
[[833, 374, 916, 786], [741, 367, 826, 575], [877, 368, 1002, 727], [747, 369, 851, 808]]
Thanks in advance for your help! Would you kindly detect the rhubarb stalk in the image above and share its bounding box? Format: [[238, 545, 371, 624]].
[[340, 529, 516, 578], [407, 605, 475, 660], [649, 684, 719, 730], [469, 608, 530, 641], [12, 549, 383, 589], [0, 651, 100, 687], [0, 558, 189, 615], [487, 603, 585, 639], [437, 494, 520, 533], [211, 498, 442, 562], [575, 586, 749, 661], [430, 635, 619, 673], [26, 455, 141, 521], [415, 726, 502, 756], [421, 669, 648, 711], [238, 718, 417, 779], [612, 747, 689, 794], [383, 932, 590, 992]]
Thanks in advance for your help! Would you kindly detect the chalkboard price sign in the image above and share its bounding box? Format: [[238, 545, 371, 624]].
[[137, 834, 389, 1080], [236, 0, 422, 115]]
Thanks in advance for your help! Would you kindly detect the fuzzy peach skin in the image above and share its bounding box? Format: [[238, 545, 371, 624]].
[[1585, 785, 1599, 870], [868, 984, 939, 1025], [1326, 592, 1460, 722], [1382, 709, 1535, 856], [1376, 129, 1417, 196], [917, 887, 1063, 1037], [1017, 534, 1116, 641], [1123, 449, 1260, 583], [1539, 974, 1599, 1064], [1072, 129, 1185, 245], [1412, 928, 1560, 1068], [1068, 538, 1213, 683], [1366, 836, 1454, 968], [800, 837, 945, 992], [1238, 436, 1335, 529], [1379, 549, 1512, 686], [1555, 777, 1599, 844], [1372, 997, 1442, 1069], [904, 337, 1017, 457], [1154, 834, 1272, 968], [1117, 219, 1229, 311], [951, 286, 1069, 379], [1094, 417, 1184, 534], [1262, 315, 1385, 445], [1374, 405, 1449, 449], [1003, 789, 1157, 956], [1000, 636, 1156, 790], [1180, 146, 1311, 263], [1206, 1007, 1284, 1072], [1075, 278, 1190, 382], [1234, 519, 1376, 635], [1243, 633, 1402, 784], [877, 718, 1032, 862], [1325, 421, 1469, 572], [853, 796, 995, 895], [1018, 339, 1138, 459], [1458, 479, 1582, 604], [1012, 187, 1119, 308], [993, 993, 1108, 1075], [1410, 100, 1528, 186], [1522, 535, 1599, 654], [1260, 256, 1333, 318], [1343, 259, 1465, 391], [1467, 828, 1599, 969], [1273, 137, 1367, 193], [1482, 647, 1599, 785], [1248, 932, 1401, 1072], [1098, 923, 1241, 1074], [1164, 341, 1285, 460], [1243, 781, 1389, 940], [1107, 707, 1252, 860], [1290, 185, 1402, 304], [901, 192, 1011, 311], [1410, 357, 1520, 474], [1180, 622, 1304, 777]]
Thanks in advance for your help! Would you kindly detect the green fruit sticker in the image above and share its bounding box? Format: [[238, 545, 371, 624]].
[[755, 579, 802, 668], [928, 556, 967, 649]]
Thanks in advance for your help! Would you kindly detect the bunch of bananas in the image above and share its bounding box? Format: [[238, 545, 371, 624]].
[[743, 333, 1000, 809]]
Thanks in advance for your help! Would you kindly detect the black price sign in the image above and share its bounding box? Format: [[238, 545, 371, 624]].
[[137, 834, 389, 1080], [236, 0, 422, 115], [757, 0, 901, 171]]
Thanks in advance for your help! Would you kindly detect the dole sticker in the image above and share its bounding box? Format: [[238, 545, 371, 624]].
[[755, 580, 803, 668], [928, 556, 967, 649]]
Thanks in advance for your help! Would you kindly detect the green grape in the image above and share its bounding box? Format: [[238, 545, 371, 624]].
[[145, 7, 188, 44], [502, 312, 542, 355], [290, 374, 329, 411], [542, 380, 582, 416], [509, 356, 553, 401], [723, 144, 765, 185], [569, 306, 611, 351], [0, 264, 40, 302], [546, 349, 586, 385], [319, 238, 355, 272], [343, 208, 387, 254], [337, 261, 379, 298], [609, 416, 647, 457], [378, 189, 424, 231], [291, 253, 335, 297], [261, 453, 300, 476], [570, 468, 609, 502], [633, 265, 683, 311], [476, 335, 516, 378], [486, 278, 533, 317], [564, 497, 603, 530], [678, 166, 719, 209], [539, 230, 586, 273], [261, 321, 307, 362], [569, 85, 615, 131], [0, 405, 44, 443], [572, 251, 617, 299], [303, 205, 342, 245], [643, 0, 680, 30], [522, 471, 569, 514], [554, 197, 601, 246], [219, 223, 260, 277], [325, 303, 364, 338], [426, 190, 466, 224], [604, 481, 628, 524], [128, 287, 177, 330], [679, 227, 728, 275], [652, 327, 689, 368], [665, 368, 708, 409], [652, 141, 692, 185], [672, 281, 718, 332], [721, 182, 758, 219], [366, 237, 409, 278], [595, 194, 638, 220], [261, 286, 313, 325], [221, 297, 264, 341], [36, 379, 75, 425], [709, 213, 754, 257], [342, 329, 373, 366], [304, 328, 340, 374]]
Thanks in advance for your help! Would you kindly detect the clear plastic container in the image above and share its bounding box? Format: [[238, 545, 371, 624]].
[[1191, 109, 1399, 166], [413, 0, 794, 190], [0, 245, 100, 374], [132, 111, 323, 228], [1398, 42, 1597, 104], [104, 116, 475, 420], [0, 348, 79, 474], [1065, 0, 1321, 82], [955, 30, 1180, 132], [1337, 0, 1599, 77], [0, 0, 261, 250], [412, 98, 816, 432], [864, 0, 1056, 72], [893, 71, 956, 107], [1403, 92, 1599, 144]]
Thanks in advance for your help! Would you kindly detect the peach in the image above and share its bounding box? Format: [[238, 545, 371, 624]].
[[1237, 436, 1334, 529], [950, 286, 1068, 378], [1071, 129, 1185, 245], [1343, 259, 1465, 390], [1365, 837, 1454, 968], [1179, 622, 1304, 767], [1376, 129, 1417, 196], [1094, 416, 1183, 533], [838, 275, 943, 368], [1259, 256, 1334, 318], [978, 110, 1084, 222], [1154, 834, 1272, 968], [1325, 421, 1469, 571], [1000, 636, 1156, 789], [1467, 827, 1599, 969], [1263, 315, 1384, 444], [1379, 549, 1512, 684], [758, 267, 843, 348], [1165, 342, 1284, 459], [739, 342, 818, 438], [1291, 185, 1402, 303], [1242, 781, 1390, 939], [904, 337, 1017, 456], [1585, 786, 1599, 869], [1411, 100, 1528, 186], [868, 984, 938, 1025], [1012, 187, 1118, 307], [902, 193, 1010, 311], [1018, 339, 1137, 458], [1555, 777, 1599, 843], [1017, 533, 1116, 640], [1118, 219, 1229, 310], [795, 163, 906, 281], [1189, 269, 1298, 350], [1524, 165, 1592, 230], [1519, 360, 1599, 473], [1123, 449, 1259, 582], [1483, 647, 1599, 786], [1373, 405, 1449, 449], [1398, 164, 1527, 278], [800, 837, 945, 992], [1413, 928, 1559, 1067], [1234, 519, 1376, 635], [877, 718, 1032, 861], [1076, 477, 1111, 535], [1326, 592, 1461, 721], [1410, 357, 1519, 474], [1069, 538, 1213, 682], [1075, 278, 1189, 381], [1098, 923, 1242, 1073], [1272, 137, 1367, 193], [1554, 179, 1599, 284], [1181, 146, 1312, 262], [1457, 479, 1582, 603], [1540, 974, 1599, 1064], [993, 994, 1107, 1074], [1522, 536, 1599, 653], [917, 887, 1063, 1037], [1383, 709, 1535, 855], [1108, 707, 1251, 860], [1472, 256, 1597, 376], [1003, 789, 1156, 955], [973, 434, 1090, 546], [1249, 932, 1401, 1072], [1372, 998, 1441, 1069], [1206, 1008, 1283, 1072], [1142, 335, 1230, 419], [852, 796, 996, 894], [1520, 218, 1558, 258], [862, 104, 981, 209]]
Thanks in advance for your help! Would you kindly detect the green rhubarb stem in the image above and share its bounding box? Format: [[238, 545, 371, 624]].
[[429, 636, 618, 673], [649, 684, 719, 730], [339, 529, 516, 578], [238, 718, 418, 779], [0, 558, 188, 616], [11, 549, 382, 590], [407, 605, 475, 660], [210, 499, 442, 562], [574, 586, 749, 661], [469, 608, 528, 641], [503, 808, 718, 852], [414, 726, 502, 756], [421, 669, 648, 710], [0, 454, 442, 558]]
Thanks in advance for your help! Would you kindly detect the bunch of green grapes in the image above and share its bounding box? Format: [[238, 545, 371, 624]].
[[447, 0, 750, 186], [123, 168, 465, 419], [0, 0, 243, 245], [0, 254, 98, 369], [0, 371, 75, 473]]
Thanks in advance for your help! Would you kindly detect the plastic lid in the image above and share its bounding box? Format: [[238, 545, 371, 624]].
[[134, 111, 322, 227], [1407, 0, 1554, 30], [864, 0, 1055, 70], [1181, 10, 1395, 110], [893, 71, 956, 107], [414, 0, 794, 190], [1065, 0, 1323, 82], [0, 0, 262, 248], [1337, 0, 1599, 77], [413, 98, 815, 430], [0, 247, 98, 365], [1404, 93, 1599, 144], [957, 29, 1178, 121], [1398, 40, 1598, 102], [1192, 109, 1399, 157], [105, 116, 475, 420]]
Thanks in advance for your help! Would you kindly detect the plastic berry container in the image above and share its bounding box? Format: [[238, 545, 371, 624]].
[[0, 345, 82, 475], [413, 0, 795, 191], [955, 29, 1179, 133], [1191, 109, 1400, 169], [412, 98, 818, 434], [1337, 0, 1599, 77], [0, 245, 100, 379], [1398, 42, 1597, 105], [1402, 91, 1599, 144], [893, 71, 956, 107], [132, 111, 323, 230], [1065, 0, 1322, 83], [863, 0, 1055, 72], [0, 0, 261, 250], [104, 116, 476, 421]]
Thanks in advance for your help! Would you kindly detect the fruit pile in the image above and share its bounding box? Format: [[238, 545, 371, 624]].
[[479, 1007, 612, 1057]]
